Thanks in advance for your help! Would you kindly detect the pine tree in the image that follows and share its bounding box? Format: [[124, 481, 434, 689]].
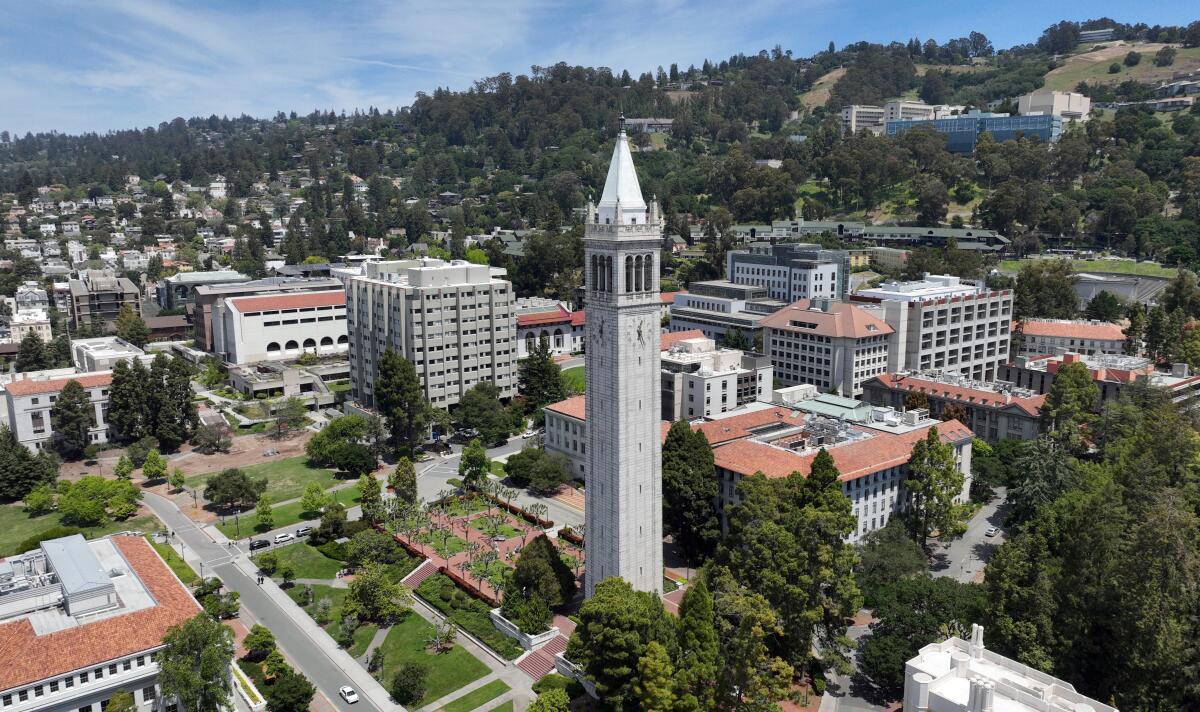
[[1144, 305, 1167, 359], [374, 349, 429, 453], [904, 427, 967, 549], [0, 425, 57, 501], [390, 457, 418, 504], [517, 336, 565, 411], [458, 440, 490, 490], [51, 380, 95, 460], [107, 358, 149, 443], [1124, 305, 1146, 355], [634, 641, 676, 712], [661, 421, 720, 561], [114, 304, 149, 348], [15, 331, 49, 372], [675, 579, 719, 711]]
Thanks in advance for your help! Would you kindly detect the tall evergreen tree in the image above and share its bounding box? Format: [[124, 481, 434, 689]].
[[51, 380, 95, 460], [114, 304, 150, 348], [0, 424, 57, 501], [633, 641, 676, 712], [517, 336, 565, 411], [904, 427, 967, 549], [661, 421, 720, 561], [674, 578, 719, 711], [158, 613, 235, 712], [107, 358, 149, 442], [15, 330, 49, 372], [1039, 360, 1099, 433], [374, 349, 430, 452]]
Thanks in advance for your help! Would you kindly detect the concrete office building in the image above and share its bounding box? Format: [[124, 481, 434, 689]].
[[581, 123, 664, 597], [904, 625, 1117, 712], [191, 277, 343, 352], [544, 395, 589, 482], [347, 258, 517, 410], [855, 274, 1013, 381], [862, 372, 1044, 442], [155, 269, 249, 310], [0, 534, 206, 712], [726, 242, 847, 301], [885, 112, 1063, 153], [667, 280, 785, 343], [1018, 90, 1091, 121], [71, 337, 153, 372], [841, 105, 887, 134], [1016, 319, 1126, 357], [660, 335, 773, 420], [67, 271, 140, 332], [2, 372, 113, 452], [761, 299, 893, 397], [211, 289, 349, 365]]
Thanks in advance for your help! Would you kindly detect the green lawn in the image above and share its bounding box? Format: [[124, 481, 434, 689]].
[[488, 703, 514, 712], [998, 258, 1177, 278], [560, 366, 585, 393], [440, 680, 510, 712], [188, 456, 340, 506], [286, 584, 377, 657], [216, 499, 322, 539], [378, 612, 490, 707], [467, 559, 511, 589], [443, 495, 489, 518], [0, 504, 159, 557], [415, 531, 470, 558], [146, 535, 200, 584], [469, 516, 522, 541], [257, 542, 343, 580]]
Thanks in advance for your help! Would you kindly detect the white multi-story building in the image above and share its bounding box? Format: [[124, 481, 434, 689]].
[[660, 335, 773, 420], [1018, 90, 1091, 122], [544, 395, 588, 482], [5, 311, 52, 345], [667, 281, 784, 343], [726, 242, 846, 302], [841, 105, 887, 134], [856, 274, 1013, 382], [582, 122, 664, 597], [761, 298, 893, 397], [211, 289, 349, 365], [1016, 318, 1125, 357], [515, 299, 584, 358], [347, 258, 517, 410], [71, 337, 154, 372], [904, 625, 1117, 712], [2, 372, 112, 452], [0, 534, 209, 712]]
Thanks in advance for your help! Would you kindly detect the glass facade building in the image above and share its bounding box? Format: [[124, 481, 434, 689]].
[[884, 113, 1063, 153]]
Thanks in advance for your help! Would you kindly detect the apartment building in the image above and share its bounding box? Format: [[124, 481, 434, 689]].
[[4, 311, 52, 345], [855, 274, 1013, 381], [67, 271, 140, 332], [191, 277, 343, 351], [660, 335, 773, 420], [761, 299, 893, 397], [862, 371, 1043, 442], [705, 404, 973, 542], [211, 289, 348, 365], [667, 280, 785, 343], [2, 372, 113, 452], [726, 242, 847, 301], [1017, 90, 1091, 121], [347, 258, 517, 410], [0, 534, 205, 712], [1016, 318, 1125, 357], [904, 625, 1116, 712]]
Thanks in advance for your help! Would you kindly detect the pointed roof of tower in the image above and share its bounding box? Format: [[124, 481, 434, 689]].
[[598, 130, 646, 212]]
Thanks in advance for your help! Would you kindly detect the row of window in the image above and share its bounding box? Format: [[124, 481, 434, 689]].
[[2, 654, 156, 707]]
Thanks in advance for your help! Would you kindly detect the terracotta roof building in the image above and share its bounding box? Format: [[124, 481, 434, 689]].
[[861, 371, 1043, 442], [2, 373, 113, 452], [761, 298, 893, 397], [0, 534, 204, 711], [1016, 318, 1126, 357], [1002, 351, 1200, 411], [211, 289, 348, 365]]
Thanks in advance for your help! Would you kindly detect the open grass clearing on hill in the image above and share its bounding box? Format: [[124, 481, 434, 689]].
[[998, 258, 1177, 278], [1044, 43, 1200, 92]]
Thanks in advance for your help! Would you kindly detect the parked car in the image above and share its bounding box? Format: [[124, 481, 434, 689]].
[[274, 532, 294, 544], [985, 526, 1001, 538], [338, 686, 359, 704], [249, 539, 269, 551], [294, 526, 312, 537]]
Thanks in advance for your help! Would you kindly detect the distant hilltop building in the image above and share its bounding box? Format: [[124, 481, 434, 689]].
[[1017, 90, 1091, 122], [885, 111, 1063, 153], [621, 117, 673, 134]]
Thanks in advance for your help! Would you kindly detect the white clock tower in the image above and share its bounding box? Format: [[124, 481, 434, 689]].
[[583, 118, 663, 598]]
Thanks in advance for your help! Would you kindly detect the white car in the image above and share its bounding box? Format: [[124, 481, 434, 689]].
[[339, 686, 359, 704], [273, 532, 294, 544], [985, 526, 1001, 538]]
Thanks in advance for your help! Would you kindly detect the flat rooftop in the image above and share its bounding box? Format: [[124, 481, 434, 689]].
[[857, 274, 984, 302]]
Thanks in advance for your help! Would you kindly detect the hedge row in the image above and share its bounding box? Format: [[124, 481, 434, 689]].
[[415, 574, 523, 660]]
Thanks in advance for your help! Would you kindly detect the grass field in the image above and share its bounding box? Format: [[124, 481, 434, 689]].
[[215, 484, 360, 539], [378, 612, 490, 707], [257, 542, 343, 580], [0, 504, 158, 557], [146, 535, 200, 584], [286, 583, 377, 657], [187, 456, 339, 506], [999, 258, 1178, 278], [560, 366, 585, 393], [469, 516, 522, 541], [798, 66, 846, 109], [440, 680, 510, 712], [1044, 44, 1200, 92], [414, 531, 469, 558], [488, 703, 514, 712]]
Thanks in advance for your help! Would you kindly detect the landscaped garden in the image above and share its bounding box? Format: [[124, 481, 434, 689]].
[[376, 612, 491, 707], [286, 583, 378, 657], [468, 514, 523, 540], [256, 541, 343, 580], [416, 574, 524, 660]]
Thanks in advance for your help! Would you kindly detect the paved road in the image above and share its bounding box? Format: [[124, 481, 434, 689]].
[[932, 488, 1009, 583], [142, 492, 394, 712]]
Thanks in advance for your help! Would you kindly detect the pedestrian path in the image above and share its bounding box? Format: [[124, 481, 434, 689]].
[[416, 672, 501, 712]]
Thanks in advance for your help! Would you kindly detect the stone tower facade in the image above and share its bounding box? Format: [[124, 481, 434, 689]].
[[583, 123, 663, 598]]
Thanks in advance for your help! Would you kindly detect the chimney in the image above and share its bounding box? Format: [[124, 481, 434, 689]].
[[970, 623, 985, 659]]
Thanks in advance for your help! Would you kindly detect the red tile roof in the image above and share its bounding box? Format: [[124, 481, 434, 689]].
[[1020, 319, 1125, 342], [545, 394, 586, 420], [660, 329, 707, 351], [713, 419, 973, 480], [517, 307, 572, 328], [3, 373, 113, 397], [760, 299, 892, 339], [570, 311, 587, 327], [0, 535, 202, 690], [661, 290, 686, 304], [869, 373, 1045, 416], [694, 406, 809, 446], [229, 289, 345, 313]]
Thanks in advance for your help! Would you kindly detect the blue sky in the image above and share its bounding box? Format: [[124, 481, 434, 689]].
[[2, 0, 1195, 135]]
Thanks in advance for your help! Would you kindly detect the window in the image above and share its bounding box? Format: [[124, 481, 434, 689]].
[[142, 686, 157, 702]]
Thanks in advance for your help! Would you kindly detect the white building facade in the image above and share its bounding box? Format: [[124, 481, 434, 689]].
[[583, 125, 664, 597], [660, 336, 773, 420], [2, 373, 113, 452], [761, 298, 893, 397], [211, 289, 349, 365], [347, 259, 517, 410]]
